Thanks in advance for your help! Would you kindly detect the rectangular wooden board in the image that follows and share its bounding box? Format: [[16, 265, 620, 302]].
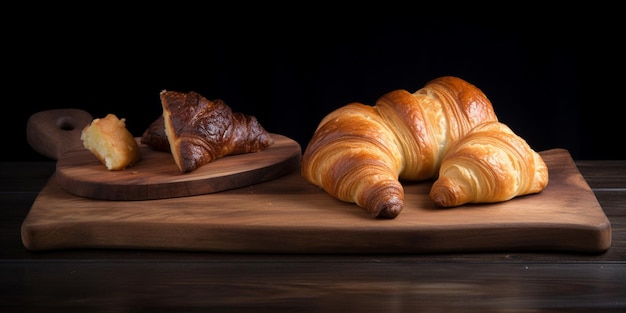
[[21, 148, 612, 254]]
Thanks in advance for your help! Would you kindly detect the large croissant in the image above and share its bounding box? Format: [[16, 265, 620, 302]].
[[301, 76, 548, 218], [144, 90, 274, 173], [430, 121, 549, 207]]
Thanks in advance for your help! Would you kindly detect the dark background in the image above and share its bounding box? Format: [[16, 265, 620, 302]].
[[6, 4, 625, 162]]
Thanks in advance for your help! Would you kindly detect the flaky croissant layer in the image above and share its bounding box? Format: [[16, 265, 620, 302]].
[[301, 76, 548, 219], [301, 103, 406, 218], [429, 121, 549, 207]]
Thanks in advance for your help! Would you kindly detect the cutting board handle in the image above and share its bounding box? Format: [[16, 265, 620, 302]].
[[27, 109, 93, 160]]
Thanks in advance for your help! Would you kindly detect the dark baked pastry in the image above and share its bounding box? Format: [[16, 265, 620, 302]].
[[141, 115, 170, 152], [144, 90, 274, 173]]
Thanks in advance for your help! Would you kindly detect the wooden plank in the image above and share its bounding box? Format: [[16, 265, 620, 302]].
[[20, 148, 612, 253], [4, 262, 625, 310]]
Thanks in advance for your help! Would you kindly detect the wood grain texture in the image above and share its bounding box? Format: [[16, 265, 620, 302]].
[[5, 262, 624, 311], [27, 109, 93, 160], [20, 148, 612, 253]]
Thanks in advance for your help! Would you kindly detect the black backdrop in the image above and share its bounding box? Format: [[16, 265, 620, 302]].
[[7, 4, 625, 162]]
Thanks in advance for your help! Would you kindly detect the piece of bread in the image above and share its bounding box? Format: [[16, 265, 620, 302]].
[[81, 113, 140, 170], [156, 90, 274, 173], [301, 76, 548, 218]]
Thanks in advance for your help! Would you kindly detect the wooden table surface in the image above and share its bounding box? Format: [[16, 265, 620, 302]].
[[1, 160, 625, 312]]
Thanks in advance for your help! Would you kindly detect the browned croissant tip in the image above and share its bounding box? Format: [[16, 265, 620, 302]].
[[430, 174, 471, 208], [374, 203, 403, 219], [362, 185, 404, 219], [430, 186, 458, 208]]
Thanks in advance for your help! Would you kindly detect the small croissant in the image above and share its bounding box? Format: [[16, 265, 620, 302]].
[[429, 121, 549, 207]]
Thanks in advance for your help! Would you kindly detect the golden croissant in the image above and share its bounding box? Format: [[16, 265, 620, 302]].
[[429, 121, 549, 207], [301, 76, 548, 218]]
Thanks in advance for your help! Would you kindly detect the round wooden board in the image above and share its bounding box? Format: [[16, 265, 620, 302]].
[[54, 134, 301, 200]]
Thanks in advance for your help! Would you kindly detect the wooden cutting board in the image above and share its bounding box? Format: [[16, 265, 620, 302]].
[[21, 148, 611, 254], [26, 109, 301, 200]]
